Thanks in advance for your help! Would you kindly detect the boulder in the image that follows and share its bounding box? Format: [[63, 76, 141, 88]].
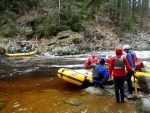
[[137, 76, 150, 94], [137, 98, 150, 113]]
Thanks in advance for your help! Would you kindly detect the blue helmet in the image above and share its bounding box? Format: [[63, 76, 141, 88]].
[[100, 54, 106, 59]]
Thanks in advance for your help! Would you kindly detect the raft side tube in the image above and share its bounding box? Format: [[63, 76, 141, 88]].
[[134, 71, 150, 78], [57, 68, 93, 86]]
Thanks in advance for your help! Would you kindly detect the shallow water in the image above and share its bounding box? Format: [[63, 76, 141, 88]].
[[0, 51, 149, 113]]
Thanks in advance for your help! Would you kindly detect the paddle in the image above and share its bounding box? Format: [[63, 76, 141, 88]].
[[133, 75, 138, 98]]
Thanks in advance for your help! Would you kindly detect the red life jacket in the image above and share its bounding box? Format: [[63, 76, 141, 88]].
[[105, 58, 110, 68], [89, 57, 96, 64], [135, 60, 144, 70], [84, 57, 96, 68]]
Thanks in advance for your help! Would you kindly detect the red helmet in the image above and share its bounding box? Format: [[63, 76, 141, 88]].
[[115, 48, 123, 54], [92, 54, 96, 58]]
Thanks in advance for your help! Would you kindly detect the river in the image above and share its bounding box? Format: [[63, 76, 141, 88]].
[[0, 51, 149, 113]]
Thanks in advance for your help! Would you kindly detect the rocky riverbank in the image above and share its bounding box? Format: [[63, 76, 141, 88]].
[[0, 8, 150, 55], [0, 29, 150, 55]]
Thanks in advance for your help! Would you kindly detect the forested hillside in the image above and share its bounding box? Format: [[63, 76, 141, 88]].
[[0, 0, 150, 54], [0, 0, 150, 38]]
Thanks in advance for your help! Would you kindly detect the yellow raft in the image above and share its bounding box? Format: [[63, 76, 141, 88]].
[[57, 68, 113, 86], [134, 70, 150, 77], [57, 66, 150, 86], [5, 51, 36, 57]]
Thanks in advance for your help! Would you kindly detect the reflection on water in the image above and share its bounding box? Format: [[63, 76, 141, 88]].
[[0, 51, 149, 112]]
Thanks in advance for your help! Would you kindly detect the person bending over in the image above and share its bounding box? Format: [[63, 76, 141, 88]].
[[92, 59, 109, 88]]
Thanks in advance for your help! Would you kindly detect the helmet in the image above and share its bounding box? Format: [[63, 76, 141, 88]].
[[24, 47, 26, 49], [92, 54, 96, 58], [123, 45, 130, 50], [100, 54, 106, 59], [115, 47, 123, 54]]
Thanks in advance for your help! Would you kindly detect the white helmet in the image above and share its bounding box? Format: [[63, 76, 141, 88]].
[[24, 47, 26, 49], [123, 45, 130, 50]]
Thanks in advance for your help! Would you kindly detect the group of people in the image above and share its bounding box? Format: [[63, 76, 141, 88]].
[[11, 46, 28, 54], [84, 45, 138, 103]]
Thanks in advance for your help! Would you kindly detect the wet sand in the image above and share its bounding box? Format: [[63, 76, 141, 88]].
[[0, 74, 140, 113]]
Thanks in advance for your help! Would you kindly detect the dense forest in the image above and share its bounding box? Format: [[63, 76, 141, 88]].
[[0, 0, 150, 38]]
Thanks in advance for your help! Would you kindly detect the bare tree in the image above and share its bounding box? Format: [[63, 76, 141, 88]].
[[58, 0, 61, 25]]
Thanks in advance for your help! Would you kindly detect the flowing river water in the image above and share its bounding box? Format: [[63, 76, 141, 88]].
[[0, 51, 150, 113]]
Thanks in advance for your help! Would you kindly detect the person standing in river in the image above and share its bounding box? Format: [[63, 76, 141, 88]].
[[109, 47, 134, 103], [84, 54, 97, 69], [123, 45, 137, 94]]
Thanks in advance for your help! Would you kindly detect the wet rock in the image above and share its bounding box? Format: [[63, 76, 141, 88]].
[[84, 86, 105, 95], [83, 86, 114, 96], [0, 100, 8, 110], [0, 47, 6, 54], [126, 94, 134, 99], [57, 30, 72, 39], [51, 46, 80, 55], [137, 76, 150, 94], [105, 84, 114, 89], [137, 98, 150, 113], [105, 89, 115, 96], [65, 97, 82, 106]]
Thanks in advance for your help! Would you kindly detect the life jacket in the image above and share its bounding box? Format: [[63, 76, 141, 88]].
[[92, 65, 100, 78], [130, 51, 137, 64], [92, 65, 104, 81], [105, 58, 110, 69], [89, 58, 96, 64], [84, 57, 95, 67], [11, 49, 16, 54], [135, 60, 144, 70], [114, 56, 125, 70]]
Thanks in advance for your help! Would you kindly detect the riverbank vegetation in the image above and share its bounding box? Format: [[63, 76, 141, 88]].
[[0, 0, 150, 39]]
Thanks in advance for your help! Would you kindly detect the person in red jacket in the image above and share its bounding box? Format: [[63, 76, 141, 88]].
[[105, 55, 112, 73], [84, 54, 97, 69], [109, 47, 134, 103]]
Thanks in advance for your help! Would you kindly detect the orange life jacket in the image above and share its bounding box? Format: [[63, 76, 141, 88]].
[[135, 60, 144, 70]]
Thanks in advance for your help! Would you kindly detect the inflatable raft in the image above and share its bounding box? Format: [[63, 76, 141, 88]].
[[5, 51, 36, 57], [57, 64, 150, 86], [57, 68, 113, 86]]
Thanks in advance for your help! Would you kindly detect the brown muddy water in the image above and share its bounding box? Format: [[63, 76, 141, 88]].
[[0, 53, 141, 113]]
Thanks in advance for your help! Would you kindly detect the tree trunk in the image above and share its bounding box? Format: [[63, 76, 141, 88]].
[[132, 0, 136, 21], [23, 0, 27, 15], [117, 0, 121, 26], [140, 0, 144, 29], [145, 0, 149, 31], [58, 0, 61, 25]]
